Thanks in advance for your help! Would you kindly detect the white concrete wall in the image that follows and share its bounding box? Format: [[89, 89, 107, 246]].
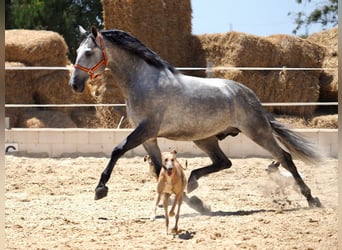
[[5, 128, 338, 158]]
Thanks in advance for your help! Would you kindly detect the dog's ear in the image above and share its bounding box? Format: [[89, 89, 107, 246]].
[[268, 161, 280, 168], [170, 149, 177, 155]]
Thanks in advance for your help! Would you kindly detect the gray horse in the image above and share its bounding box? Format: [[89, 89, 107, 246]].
[[69, 26, 322, 208]]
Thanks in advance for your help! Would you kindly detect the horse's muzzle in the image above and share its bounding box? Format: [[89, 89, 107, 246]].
[[69, 78, 85, 93], [70, 82, 84, 93]]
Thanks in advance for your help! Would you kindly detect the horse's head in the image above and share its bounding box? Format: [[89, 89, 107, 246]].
[[69, 26, 108, 93]]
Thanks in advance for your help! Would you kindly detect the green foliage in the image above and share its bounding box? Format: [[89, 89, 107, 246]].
[[289, 0, 338, 36], [5, 0, 103, 61]]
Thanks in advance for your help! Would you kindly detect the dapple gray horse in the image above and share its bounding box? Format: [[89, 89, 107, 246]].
[[69, 26, 322, 208]]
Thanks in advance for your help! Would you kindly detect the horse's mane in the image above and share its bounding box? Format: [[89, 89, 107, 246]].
[[100, 29, 178, 74]]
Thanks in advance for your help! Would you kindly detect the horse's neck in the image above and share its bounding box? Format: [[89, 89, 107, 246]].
[[105, 44, 153, 97]]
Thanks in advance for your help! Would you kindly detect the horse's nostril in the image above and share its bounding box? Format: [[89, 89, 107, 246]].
[[70, 82, 84, 93], [71, 83, 78, 91]]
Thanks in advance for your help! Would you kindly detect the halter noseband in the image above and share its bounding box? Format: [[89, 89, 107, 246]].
[[74, 33, 108, 79]]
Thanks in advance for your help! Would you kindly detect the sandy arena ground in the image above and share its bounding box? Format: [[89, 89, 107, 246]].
[[5, 155, 338, 249]]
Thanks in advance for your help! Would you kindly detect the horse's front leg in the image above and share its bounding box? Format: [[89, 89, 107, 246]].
[[95, 120, 156, 200]]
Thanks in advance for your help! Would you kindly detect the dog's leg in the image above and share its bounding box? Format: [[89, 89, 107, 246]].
[[169, 194, 177, 217], [163, 193, 171, 234], [172, 193, 183, 234], [150, 193, 161, 221]]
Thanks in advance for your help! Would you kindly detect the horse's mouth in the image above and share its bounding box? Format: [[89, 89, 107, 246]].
[[70, 83, 85, 93]]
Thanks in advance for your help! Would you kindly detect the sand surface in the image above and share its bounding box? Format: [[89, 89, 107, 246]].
[[5, 155, 338, 249]]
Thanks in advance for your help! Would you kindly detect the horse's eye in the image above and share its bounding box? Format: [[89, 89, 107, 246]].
[[171, 159, 174, 162], [85, 50, 92, 57]]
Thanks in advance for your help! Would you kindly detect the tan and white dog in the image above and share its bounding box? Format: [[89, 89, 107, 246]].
[[148, 150, 187, 234]]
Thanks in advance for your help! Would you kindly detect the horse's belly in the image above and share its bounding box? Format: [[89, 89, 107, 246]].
[[158, 119, 230, 141]]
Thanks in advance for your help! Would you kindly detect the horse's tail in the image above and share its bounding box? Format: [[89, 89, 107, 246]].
[[269, 116, 323, 165]]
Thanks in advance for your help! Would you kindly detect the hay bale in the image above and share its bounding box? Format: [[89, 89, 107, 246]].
[[99, 0, 192, 127], [5, 29, 69, 66], [32, 70, 96, 105], [5, 62, 34, 104], [5, 62, 35, 127], [219, 70, 319, 117], [198, 32, 277, 67], [5, 29, 103, 128], [17, 109, 77, 128], [310, 114, 338, 129], [195, 32, 321, 116], [88, 71, 130, 128], [5, 62, 98, 128], [101, 0, 192, 66], [308, 27, 338, 49], [308, 27, 338, 102], [266, 34, 325, 70]]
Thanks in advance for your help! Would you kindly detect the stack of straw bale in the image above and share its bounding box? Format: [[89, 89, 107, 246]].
[[97, 0, 192, 127], [195, 31, 324, 116], [5, 30, 97, 128], [308, 27, 338, 102], [5, 30, 69, 66], [101, 0, 192, 66]]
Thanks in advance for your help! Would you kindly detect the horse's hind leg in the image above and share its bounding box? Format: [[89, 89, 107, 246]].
[[279, 152, 321, 207], [187, 136, 232, 193], [245, 127, 321, 207]]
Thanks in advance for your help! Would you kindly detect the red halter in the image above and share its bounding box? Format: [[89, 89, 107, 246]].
[[74, 33, 108, 79]]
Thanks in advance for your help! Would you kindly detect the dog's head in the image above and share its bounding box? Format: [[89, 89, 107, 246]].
[[265, 161, 280, 174], [162, 150, 177, 176], [143, 155, 153, 165]]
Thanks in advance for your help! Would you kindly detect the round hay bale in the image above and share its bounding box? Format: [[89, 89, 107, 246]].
[[5, 29, 69, 66], [308, 27, 338, 102]]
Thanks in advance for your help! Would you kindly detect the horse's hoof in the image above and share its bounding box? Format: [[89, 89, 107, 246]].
[[94, 185, 108, 200], [308, 197, 322, 208], [187, 178, 199, 193]]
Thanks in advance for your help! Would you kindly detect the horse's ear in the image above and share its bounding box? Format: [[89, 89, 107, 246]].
[[91, 26, 98, 38], [78, 25, 87, 36]]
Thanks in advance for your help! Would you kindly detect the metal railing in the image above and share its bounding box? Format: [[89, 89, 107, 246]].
[[5, 64, 338, 128]]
